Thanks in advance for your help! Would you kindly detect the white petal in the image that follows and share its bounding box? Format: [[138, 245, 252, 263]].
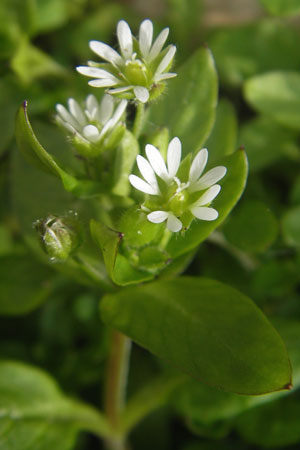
[[192, 185, 221, 207], [148, 28, 169, 62], [56, 116, 77, 134], [145, 144, 169, 181], [83, 125, 101, 143], [167, 214, 182, 232], [133, 86, 149, 103], [139, 19, 153, 58], [89, 41, 123, 66], [154, 72, 177, 82], [155, 45, 176, 75], [117, 20, 133, 60], [191, 166, 227, 191], [76, 66, 118, 81], [88, 79, 119, 88], [137, 155, 159, 191], [98, 94, 114, 124], [99, 99, 127, 137], [68, 98, 86, 126], [56, 104, 79, 129], [167, 137, 181, 178], [189, 148, 208, 184], [190, 207, 218, 221], [107, 86, 132, 94], [147, 211, 168, 223], [129, 175, 158, 195], [85, 94, 98, 121]]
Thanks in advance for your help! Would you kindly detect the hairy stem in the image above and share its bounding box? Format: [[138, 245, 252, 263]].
[[104, 330, 132, 450], [133, 103, 146, 138]]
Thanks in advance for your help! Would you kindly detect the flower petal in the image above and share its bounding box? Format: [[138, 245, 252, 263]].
[[147, 211, 168, 223], [88, 79, 119, 88], [191, 166, 227, 191], [68, 98, 86, 126], [189, 148, 208, 184], [76, 66, 118, 81], [98, 94, 114, 124], [139, 19, 153, 59], [154, 72, 177, 82], [117, 20, 133, 60], [167, 213, 182, 232], [89, 41, 123, 66], [83, 125, 101, 143], [137, 155, 159, 190], [145, 144, 169, 181], [190, 206, 218, 221], [129, 175, 158, 195], [85, 94, 98, 121], [99, 99, 127, 137], [56, 104, 79, 129], [192, 185, 221, 207], [108, 86, 132, 94], [167, 137, 181, 178], [133, 86, 149, 103], [148, 28, 169, 62], [155, 45, 176, 75]]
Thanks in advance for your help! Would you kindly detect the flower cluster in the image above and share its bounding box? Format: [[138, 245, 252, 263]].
[[77, 19, 177, 103], [129, 138, 226, 232], [55, 94, 127, 156]]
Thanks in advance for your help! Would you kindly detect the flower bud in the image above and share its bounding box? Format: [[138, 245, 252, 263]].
[[35, 214, 82, 261]]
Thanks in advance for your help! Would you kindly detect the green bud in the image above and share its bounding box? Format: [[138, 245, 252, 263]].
[[35, 213, 82, 261]]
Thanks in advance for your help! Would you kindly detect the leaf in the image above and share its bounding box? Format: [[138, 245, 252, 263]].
[[166, 150, 248, 258], [209, 20, 300, 86], [112, 130, 139, 197], [204, 99, 237, 165], [148, 46, 218, 155], [259, 0, 300, 16], [100, 276, 292, 395], [0, 360, 111, 449], [90, 220, 154, 286], [15, 102, 104, 198], [244, 71, 300, 130], [223, 200, 278, 253], [238, 115, 299, 172], [282, 206, 300, 247]]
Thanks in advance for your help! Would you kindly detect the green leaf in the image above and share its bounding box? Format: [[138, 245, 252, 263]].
[[259, 0, 300, 16], [148, 46, 218, 155], [238, 116, 299, 172], [90, 219, 154, 286], [223, 200, 278, 253], [204, 99, 237, 165], [166, 150, 248, 258], [282, 205, 300, 247], [209, 20, 300, 86], [244, 71, 300, 130], [112, 130, 139, 197], [100, 276, 291, 395], [0, 360, 111, 449], [15, 102, 104, 198]]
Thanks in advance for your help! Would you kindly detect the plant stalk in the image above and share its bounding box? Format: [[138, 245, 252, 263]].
[[133, 103, 146, 138], [104, 330, 132, 450]]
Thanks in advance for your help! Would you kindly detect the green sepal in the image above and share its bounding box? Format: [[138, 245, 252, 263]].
[[15, 101, 105, 198]]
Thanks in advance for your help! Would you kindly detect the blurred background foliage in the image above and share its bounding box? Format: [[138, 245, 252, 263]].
[[2, 0, 300, 448]]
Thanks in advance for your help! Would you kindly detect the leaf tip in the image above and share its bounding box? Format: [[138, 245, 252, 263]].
[[201, 41, 209, 49], [23, 100, 28, 110], [284, 382, 293, 391], [238, 144, 245, 151]]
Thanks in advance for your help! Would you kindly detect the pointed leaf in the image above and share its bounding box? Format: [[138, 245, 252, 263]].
[[100, 277, 292, 395]]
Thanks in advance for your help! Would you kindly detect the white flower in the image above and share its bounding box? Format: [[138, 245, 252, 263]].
[[55, 94, 127, 146], [76, 19, 177, 103], [129, 137, 227, 232]]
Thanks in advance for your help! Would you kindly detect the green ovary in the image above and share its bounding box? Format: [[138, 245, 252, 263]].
[[124, 61, 149, 86]]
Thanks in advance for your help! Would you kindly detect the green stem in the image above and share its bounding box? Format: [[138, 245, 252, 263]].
[[133, 103, 146, 138], [104, 330, 132, 450]]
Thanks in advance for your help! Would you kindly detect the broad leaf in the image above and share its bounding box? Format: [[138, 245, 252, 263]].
[[166, 150, 248, 258], [148, 46, 218, 155], [100, 277, 291, 395], [15, 102, 104, 198], [244, 71, 300, 130], [0, 360, 111, 449]]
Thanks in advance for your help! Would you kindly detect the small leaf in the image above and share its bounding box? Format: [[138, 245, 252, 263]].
[[259, 0, 300, 16], [223, 200, 278, 253], [148, 46, 218, 155], [90, 219, 154, 286], [15, 102, 104, 198], [166, 150, 248, 258], [0, 360, 111, 449], [100, 277, 292, 395], [282, 205, 300, 247], [244, 71, 300, 130]]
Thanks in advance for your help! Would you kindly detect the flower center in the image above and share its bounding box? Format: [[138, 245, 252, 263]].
[[124, 60, 148, 86]]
